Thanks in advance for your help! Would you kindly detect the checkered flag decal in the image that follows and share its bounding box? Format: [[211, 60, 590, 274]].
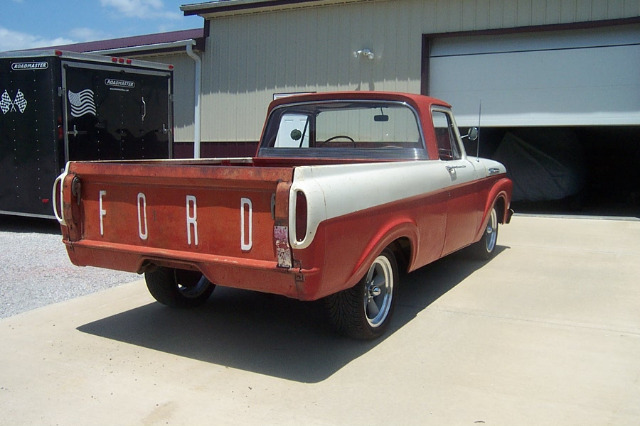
[[13, 90, 27, 113], [0, 89, 28, 114], [0, 90, 11, 114]]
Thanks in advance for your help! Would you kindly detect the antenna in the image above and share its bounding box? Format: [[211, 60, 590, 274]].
[[475, 101, 482, 161]]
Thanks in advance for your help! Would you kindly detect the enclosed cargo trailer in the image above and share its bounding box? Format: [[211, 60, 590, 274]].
[[0, 50, 173, 218]]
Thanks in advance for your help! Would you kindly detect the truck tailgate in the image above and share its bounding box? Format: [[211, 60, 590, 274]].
[[57, 160, 294, 273]]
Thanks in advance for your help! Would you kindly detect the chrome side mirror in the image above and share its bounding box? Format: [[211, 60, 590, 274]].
[[464, 127, 479, 141]]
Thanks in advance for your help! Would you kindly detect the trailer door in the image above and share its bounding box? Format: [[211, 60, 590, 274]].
[[62, 62, 172, 162], [0, 56, 61, 218]]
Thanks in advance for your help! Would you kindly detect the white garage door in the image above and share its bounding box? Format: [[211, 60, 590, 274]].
[[428, 24, 640, 127]]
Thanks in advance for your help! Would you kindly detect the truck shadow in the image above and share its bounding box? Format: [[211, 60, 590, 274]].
[[78, 246, 508, 383], [0, 216, 61, 235]]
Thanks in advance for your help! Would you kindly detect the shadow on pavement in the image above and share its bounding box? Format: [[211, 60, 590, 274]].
[[0, 215, 61, 234], [77, 246, 507, 383]]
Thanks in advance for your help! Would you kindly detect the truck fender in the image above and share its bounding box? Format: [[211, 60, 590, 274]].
[[474, 177, 513, 242], [288, 179, 327, 249], [346, 217, 418, 289]]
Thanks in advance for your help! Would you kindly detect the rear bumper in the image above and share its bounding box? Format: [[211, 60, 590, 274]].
[[64, 239, 323, 301]]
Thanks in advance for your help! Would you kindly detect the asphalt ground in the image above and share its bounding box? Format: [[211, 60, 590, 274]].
[[0, 215, 639, 425]]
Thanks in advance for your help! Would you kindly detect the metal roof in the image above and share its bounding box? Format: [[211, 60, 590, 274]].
[[39, 28, 205, 54], [181, 0, 361, 17]]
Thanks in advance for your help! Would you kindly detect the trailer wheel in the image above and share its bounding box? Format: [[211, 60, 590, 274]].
[[145, 267, 215, 308], [469, 205, 499, 260], [325, 248, 398, 340]]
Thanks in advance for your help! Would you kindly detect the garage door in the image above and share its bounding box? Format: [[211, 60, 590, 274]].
[[428, 24, 640, 128]]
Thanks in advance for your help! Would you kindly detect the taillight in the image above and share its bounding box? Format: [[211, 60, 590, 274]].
[[295, 191, 307, 242]]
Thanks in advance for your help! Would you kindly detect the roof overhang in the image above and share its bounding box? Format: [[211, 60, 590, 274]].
[[29, 28, 206, 56], [181, 0, 364, 18], [88, 39, 202, 57]]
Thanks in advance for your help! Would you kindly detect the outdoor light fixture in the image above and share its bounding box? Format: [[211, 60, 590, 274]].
[[353, 48, 375, 60]]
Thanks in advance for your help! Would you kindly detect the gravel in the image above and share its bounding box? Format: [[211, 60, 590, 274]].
[[0, 216, 140, 319]]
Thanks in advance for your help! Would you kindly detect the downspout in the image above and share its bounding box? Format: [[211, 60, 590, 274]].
[[185, 40, 202, 159]]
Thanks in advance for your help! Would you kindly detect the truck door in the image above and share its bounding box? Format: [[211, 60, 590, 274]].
[[432, 109, 482, 255], [62, 62, 172, 162]]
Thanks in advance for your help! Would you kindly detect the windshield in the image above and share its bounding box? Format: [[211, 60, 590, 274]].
[[259, 100, 427, 160]]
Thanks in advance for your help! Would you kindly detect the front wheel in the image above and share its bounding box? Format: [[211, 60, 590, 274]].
[[469, 205, 499, 260], [325, 248, 398, 340], [145, 267, 215, 308]]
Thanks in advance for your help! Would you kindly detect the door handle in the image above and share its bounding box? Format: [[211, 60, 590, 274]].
[[446, 165, 467, 173], [141, 96, 146, 122]]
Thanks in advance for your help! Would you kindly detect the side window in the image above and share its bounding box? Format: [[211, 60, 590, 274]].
[[432, 110, 462, 161], [274, 114, 310, 148]]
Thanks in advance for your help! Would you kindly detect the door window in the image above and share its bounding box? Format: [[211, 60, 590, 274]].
[[432, 110, 462, 161]]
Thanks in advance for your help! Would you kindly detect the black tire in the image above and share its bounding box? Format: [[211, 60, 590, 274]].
[[325, 248, 398, 340], [145, 267, 215, 308], [469, 205, 499, 260]]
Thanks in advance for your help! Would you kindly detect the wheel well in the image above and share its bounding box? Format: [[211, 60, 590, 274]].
[[494, 197, 507, 223], [388, 237, 411, 273]]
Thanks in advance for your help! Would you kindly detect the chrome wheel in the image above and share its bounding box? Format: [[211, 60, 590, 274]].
[[325, 247, 399, 339], [469, 205, 500, 260], [364, 254, 394, 328], [484, 207, 498, 253], [145, 267, 215, 308], [176, 271, 214, 300]]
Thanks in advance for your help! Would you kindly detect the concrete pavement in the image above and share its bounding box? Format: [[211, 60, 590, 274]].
[[0, 215, 639, 425]]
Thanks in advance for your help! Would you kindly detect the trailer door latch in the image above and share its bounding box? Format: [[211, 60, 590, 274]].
[[68, 125, 78, 137]]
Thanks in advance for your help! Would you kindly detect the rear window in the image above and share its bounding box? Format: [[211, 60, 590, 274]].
[[260, 100, 427, 160]]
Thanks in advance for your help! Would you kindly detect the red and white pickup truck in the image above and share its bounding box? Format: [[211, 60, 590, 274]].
[[54, 92, 512, 339]]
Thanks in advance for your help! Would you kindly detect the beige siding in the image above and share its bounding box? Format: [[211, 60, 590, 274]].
[[200, 0, 640, 142]]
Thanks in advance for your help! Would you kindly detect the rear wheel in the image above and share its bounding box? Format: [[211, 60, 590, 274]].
[[145, 267, 215, 308], [470, 205, 499, 260], [326, 248, 398, 340]]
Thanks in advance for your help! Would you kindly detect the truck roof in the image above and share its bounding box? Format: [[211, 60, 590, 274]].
[[268, 91, 451, 112]]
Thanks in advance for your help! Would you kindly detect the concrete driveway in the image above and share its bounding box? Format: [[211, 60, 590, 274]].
[[1, 215, 639, 425]]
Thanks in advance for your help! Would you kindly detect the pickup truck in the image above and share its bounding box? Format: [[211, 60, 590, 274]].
[[54, 92, 513, 339]]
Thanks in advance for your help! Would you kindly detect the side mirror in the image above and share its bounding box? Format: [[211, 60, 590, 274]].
[[464, 127, 479, 141]]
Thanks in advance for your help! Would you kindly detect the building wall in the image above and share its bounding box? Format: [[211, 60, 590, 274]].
[[199, 0, 640, 143], [141, 52, 196, 143]]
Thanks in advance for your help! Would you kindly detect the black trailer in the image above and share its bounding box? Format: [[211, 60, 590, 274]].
[[0, 50, 173, 218]]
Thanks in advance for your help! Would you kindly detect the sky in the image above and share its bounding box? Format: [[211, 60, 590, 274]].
[[0, 0, 204, 52]]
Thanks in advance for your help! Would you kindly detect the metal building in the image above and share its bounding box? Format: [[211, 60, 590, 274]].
[[181, 0, 640, 213]]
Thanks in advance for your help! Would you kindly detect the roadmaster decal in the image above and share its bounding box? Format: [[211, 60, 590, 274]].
[[68, 89, 96, 117], [0, 89, 27, 114], [105, 79, 134, 89], [11, 61, 48, 71]]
